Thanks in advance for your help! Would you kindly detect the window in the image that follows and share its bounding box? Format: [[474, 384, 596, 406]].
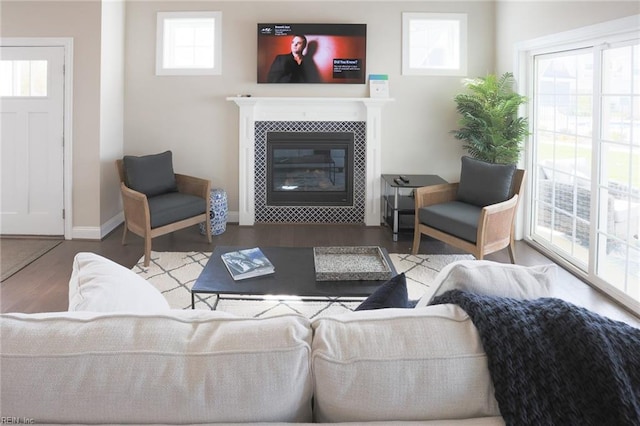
[[519, 15, 640, 312], [402, 12, 467, 76], [0, 60, 48, 96], [156, 11, 222, 76]]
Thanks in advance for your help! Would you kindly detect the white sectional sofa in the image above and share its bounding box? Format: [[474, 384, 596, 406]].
[[1, 306, 505, 425], [0, 253, 562, 425]]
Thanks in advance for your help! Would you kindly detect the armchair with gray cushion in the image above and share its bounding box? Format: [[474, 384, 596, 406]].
[[116, 151, 212, 267], [412, 156, 526, 263]]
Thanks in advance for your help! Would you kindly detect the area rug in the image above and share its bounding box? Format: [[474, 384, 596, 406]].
[[133, 251, 473, 319], [1, 238, 62, 282]]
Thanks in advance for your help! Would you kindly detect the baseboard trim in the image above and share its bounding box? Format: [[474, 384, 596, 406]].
[[227, 210, 239, 224], [71, 211, 238, 241], [71, 212, 123, 241], [71, 226, 102, 240], [101, 212, 124, 239]]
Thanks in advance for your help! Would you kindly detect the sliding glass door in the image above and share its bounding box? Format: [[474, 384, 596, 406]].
[[530, 39, 639, 305], [532, 50, 593, 266], [597, 42, 639, 300]]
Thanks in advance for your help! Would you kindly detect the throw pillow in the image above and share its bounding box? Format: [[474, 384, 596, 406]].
[[456, 156, 516, 207], [68, 252, 170, 312], [414, 260, 557, 308], [123, 150, 178, 197], [355, 273, 408, 311]]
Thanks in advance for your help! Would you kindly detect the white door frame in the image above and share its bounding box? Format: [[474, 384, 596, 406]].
[[1, 37, 74, 239]]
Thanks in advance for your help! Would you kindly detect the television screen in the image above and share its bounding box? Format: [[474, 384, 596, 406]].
[[257, 23, 366, 84]]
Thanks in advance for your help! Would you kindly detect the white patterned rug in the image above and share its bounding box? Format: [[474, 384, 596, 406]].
[[133, 251, 473, 319]]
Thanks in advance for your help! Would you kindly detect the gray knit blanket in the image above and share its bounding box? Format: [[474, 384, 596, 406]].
[[430, 290, 640, 426]]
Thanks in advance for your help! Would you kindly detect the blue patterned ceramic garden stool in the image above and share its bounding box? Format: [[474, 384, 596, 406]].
[[199, 188, 228, 236]]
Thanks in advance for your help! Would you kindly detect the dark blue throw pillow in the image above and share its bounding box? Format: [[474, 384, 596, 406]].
[[355, 273, 408, 311]]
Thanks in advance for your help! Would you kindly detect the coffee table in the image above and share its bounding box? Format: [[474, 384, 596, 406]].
[[191, 246, 397, 309]]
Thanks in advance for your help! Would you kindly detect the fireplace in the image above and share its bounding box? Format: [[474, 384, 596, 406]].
[[267, 132, 354, 206], [254, 120, 365, 223], [227, 96, 394, 225]]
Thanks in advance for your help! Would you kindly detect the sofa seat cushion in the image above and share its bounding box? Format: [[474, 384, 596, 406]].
[[148, 192, 206, 228], [123, 150, 178, 197], [418, 201, 481, 243], [311, 306, 500, 423], [0, 311, 313, 424], [68, 252, 170, 312]]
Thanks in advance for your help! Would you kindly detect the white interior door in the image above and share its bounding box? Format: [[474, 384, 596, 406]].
[[1, 46, 65, 236]]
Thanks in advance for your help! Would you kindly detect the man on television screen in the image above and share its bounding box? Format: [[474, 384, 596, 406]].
[[267, 35, 319, 83]]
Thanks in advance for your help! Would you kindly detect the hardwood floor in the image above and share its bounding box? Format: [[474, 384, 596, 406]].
[[2, 223, 639, 327]]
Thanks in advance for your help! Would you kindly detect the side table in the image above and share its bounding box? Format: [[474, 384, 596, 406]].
[[382, 174, 447, 241]]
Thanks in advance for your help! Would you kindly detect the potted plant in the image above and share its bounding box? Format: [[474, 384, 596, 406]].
[[453, 72, 529, 164]]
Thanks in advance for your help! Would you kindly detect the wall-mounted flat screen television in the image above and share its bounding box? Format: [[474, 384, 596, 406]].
[[257, 23, 366, 84]]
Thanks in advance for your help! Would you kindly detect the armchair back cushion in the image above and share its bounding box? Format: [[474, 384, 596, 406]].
[[457, 156, 516, 207], [123, 150, 178, 197]]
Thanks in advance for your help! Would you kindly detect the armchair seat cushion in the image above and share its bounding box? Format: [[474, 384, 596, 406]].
[[148, 193, 206, 229], [418, 201, 481, 243]]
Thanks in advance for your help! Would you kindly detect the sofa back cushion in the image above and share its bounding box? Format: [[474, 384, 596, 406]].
[[311, 305, 500, 422], [0, 311, 313, 424]]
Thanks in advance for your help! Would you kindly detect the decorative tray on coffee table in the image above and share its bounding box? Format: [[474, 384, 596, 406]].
[[313, 246, 393, 281]]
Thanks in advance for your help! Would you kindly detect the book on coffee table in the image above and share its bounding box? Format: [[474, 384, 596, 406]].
[[220, 247, 275, 281]]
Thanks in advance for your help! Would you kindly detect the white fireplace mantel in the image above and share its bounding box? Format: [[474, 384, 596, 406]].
[[227, 96, 394, 226]]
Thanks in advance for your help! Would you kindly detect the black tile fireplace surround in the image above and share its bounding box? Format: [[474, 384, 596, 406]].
[[266, 131, 354, 207], [254, 120, 366, 224]]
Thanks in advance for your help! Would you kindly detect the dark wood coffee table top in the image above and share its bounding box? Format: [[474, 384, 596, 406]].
[[192, 246, 397, 298]]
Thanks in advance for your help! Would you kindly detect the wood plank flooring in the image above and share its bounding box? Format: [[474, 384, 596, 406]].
[[1, 223, 638, 327]]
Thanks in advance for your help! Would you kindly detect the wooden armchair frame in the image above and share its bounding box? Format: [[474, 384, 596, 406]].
[[116, 160, 212, 267], [411, 169, 526, 263]]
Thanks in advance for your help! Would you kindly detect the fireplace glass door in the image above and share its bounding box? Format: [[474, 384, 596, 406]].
[[267, 132, 354, 206]]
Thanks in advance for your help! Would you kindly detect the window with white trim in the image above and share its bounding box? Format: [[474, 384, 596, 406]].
[[402, 12, 467, 76], [156, 11, 222, 76]]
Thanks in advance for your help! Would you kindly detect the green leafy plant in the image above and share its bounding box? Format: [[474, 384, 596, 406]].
[[453, 72, 529, 164]]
